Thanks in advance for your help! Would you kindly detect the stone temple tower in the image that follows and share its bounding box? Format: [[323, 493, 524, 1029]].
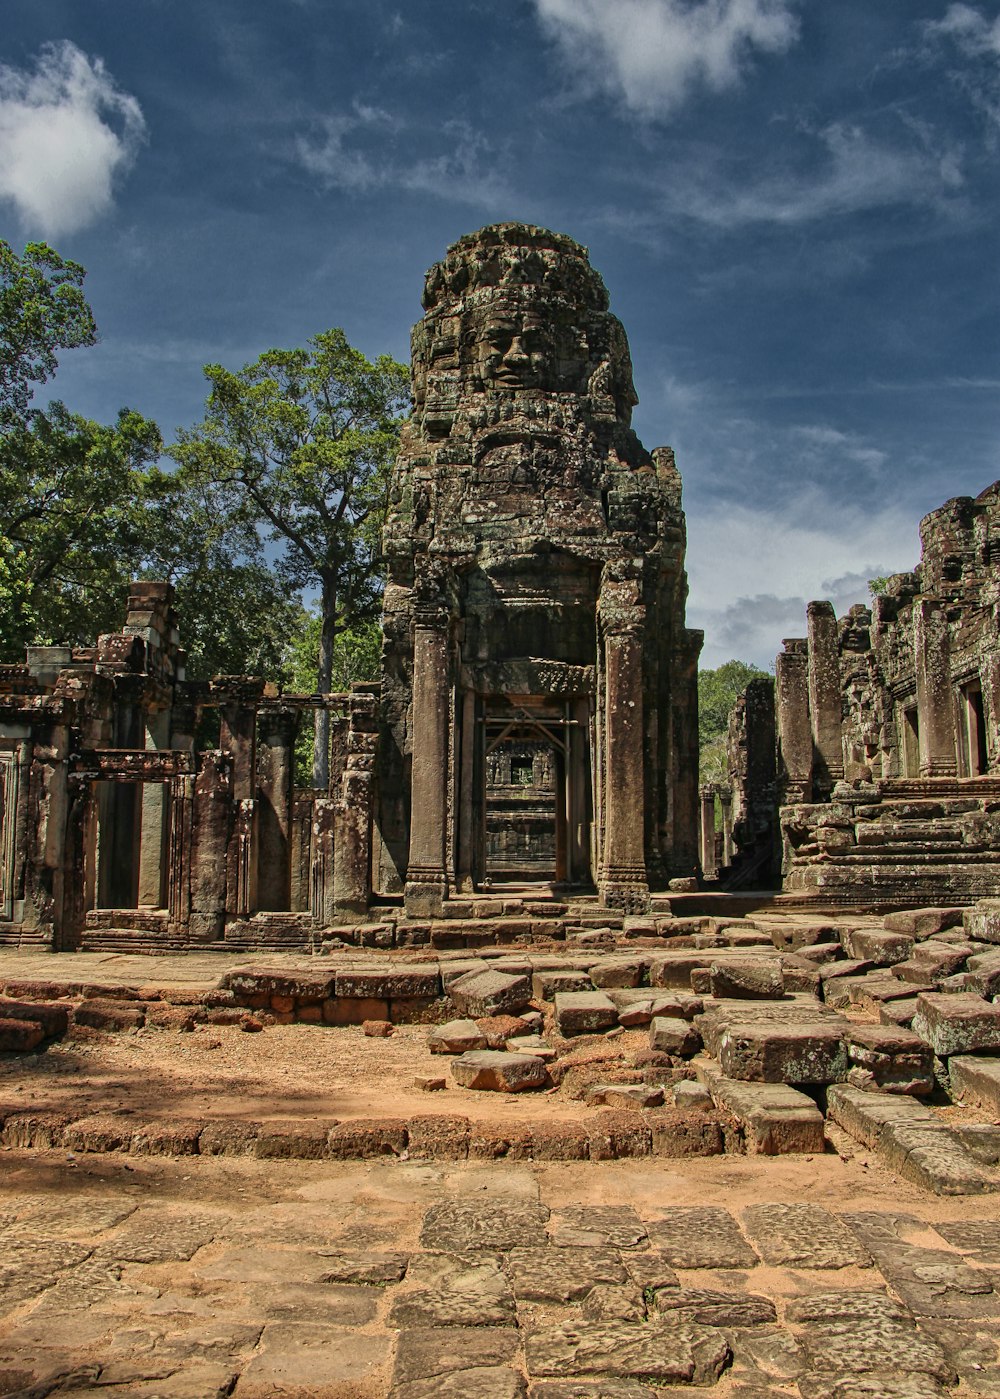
[[377, 223, 702, 915]]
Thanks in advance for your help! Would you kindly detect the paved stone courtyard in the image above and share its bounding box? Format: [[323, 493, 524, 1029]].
[[3, 1147, 1000, 1397]]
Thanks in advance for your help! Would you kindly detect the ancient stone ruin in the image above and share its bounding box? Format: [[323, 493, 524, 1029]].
[[719, 482, 1000, 907], [8, 224, 1000, 1211]]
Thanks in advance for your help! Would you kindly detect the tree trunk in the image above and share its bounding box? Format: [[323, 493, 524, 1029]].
[[312, 577, 337, 789]]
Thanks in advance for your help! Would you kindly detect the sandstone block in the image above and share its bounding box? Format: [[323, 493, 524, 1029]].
[[450, 1049, 548, 1092], [950, 1055, 1000, 1114], [911, 991, 1000, 1056], [588, 959, 646, 988], [73, 999, 145, 1031], [846, 1024, 934, 1095], [963, 900, 1000, 943], [845, 930, 914, 966], [885, 906, 964, 938], [0, 1018, 44, 1052], [335, 966, 440, 999], [708, 959, 784, 999], [0, 998, 68, 1038], [718, 1022, 847, 1084], [427, 1019, 488, 1054], [362, 1019, 393, 1037], [448, 968, 531, 1017], [586, 1083, 664, 1108], [554, 990, 618, 1036], [648, 1016, 701, 1056], [532, 969, 593, 999]]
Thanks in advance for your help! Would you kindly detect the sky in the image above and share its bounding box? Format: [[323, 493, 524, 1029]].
[[2, 0, 998, 669]]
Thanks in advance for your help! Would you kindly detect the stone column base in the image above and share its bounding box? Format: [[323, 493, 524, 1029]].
[[599, 869, 649, 914], [404, 870, 447, 918]]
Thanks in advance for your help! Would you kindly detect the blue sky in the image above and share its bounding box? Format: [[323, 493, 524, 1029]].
[[2, 0, 998, 667]]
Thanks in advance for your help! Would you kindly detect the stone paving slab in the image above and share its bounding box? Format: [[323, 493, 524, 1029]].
[[741, 1203, 871, 1269], [645, 1206, 759, 1268]]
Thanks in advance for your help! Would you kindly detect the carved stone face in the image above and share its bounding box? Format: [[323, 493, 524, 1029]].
[[469, 295, 590, 395]]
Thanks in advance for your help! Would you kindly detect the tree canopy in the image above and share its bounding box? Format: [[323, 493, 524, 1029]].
[[698, 658, 769, 785], [172, 329, 408, 784]]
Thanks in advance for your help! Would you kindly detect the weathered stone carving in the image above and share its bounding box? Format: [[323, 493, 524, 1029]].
[[377, 222, 702, 913]]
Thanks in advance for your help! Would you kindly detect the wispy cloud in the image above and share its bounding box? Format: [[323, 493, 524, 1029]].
[[924, 4, 1000, 132], [294, 105, 511, 206], [0, 41, 145, 237], [667, 119, 964, 227], [532, 0, 800, 119], [686, 491, 918, 668]]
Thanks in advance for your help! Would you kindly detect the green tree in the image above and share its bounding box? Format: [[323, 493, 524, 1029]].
[[698, 659, 769, 786], [0, 239, 97, 427], [868, 576, 889, 597], [284, 606, 383, 784], [173, 329, 408, 786]]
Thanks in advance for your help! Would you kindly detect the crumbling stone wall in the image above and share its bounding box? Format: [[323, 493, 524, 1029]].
[[726, 481, 1000, 904]]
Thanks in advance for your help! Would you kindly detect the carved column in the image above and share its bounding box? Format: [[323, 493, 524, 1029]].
[[188, 753, 231, 940], [807, 601, 844, 796], [776, 640, 812, 803], [719, 787, 734, 867], [700, 785, 717, 879], [598, 604, 649, 912], [256, 706, 299, 911], [405, 615, 450, 917], [137, 708, 170, 907], [915, 598, 958, 777], [333, 691, 378, 920], [455, 688, 476, 893]]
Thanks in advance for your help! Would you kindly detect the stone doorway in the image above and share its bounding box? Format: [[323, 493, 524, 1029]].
[[477, 699, 592, 891]]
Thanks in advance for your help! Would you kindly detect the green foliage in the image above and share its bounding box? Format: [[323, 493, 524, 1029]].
[[868, 575, 889, 597], [284, 607, 383, 785], [698, 659, 769, 788], [0, 403, 161, 658], [171, 328, 409, 627], [173, 327, 408, 783], [0, 240, 97, 427]]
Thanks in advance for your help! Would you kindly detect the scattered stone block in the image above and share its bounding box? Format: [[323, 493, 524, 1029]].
[[911, 991, 1000, 1056], [709, 959, 784, 999], [554, 990, 618, 1036], [885, 907, 964, 939], [585, 1084, 663, 1108], [648, 1016, 701, 1056], [448, 968, 531, 1017], [846, 1025, 934, 1095], [950, 1054, 1000, 1114], [718, 1021, 847, 1084], [673, 1079, 712, 1110], [0, 1018, 44, 1052], [894, 942, 972, 986], [72, 999, 145, 1031], [533, 969, 593, 999], [450, 1050, 548, 1092], [505, 1034, 556, 1060], [963, 900, 1000, 943], [362, 1019, 393, 1037], [879, 997, 920, 1027], [844, 929, 914, 966], [0, 998, 69, 1038], [427, 1019, 488, 1054], [702, 1071, 826, 1154]]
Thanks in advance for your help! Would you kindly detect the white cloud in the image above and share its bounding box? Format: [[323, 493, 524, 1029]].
[[669, 120, 964, 227], [925, 4, 1000, 132], [295, 109, 511, 206], [532, 0, 800, 119], [686, 491, 919, 669], [0, 41, 145, 238]]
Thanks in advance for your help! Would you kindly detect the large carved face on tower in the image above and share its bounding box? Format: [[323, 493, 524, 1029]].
[[413, 223, 638, 426]]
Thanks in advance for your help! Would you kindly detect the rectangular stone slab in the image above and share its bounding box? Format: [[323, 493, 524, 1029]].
[[911, 992, 1000, 1056], [717, 1022, 847, 1084], [553, 991, 618, 1036], [741, 1203, 871, 1268], [644, 1206, 758, 1268], [524, 1319, 731, 1384]]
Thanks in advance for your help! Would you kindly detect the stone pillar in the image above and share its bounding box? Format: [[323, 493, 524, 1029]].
[[311, 798, 337, 925], [915, 598, 958, 777], [806, 601, 844, 796], [405, 619, 450, 917], [256, 707, 299, 911], [188, 753, 231, 940], [700, 785, 717, 879], [599, 617, 649, 912], [333, 692, 378, 921], [455, 688, 476, 893], [776, 640, 812, 803], [220, 703, 257, 801], [137, 709, 170, 907], [719, 787, 734, 867]]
